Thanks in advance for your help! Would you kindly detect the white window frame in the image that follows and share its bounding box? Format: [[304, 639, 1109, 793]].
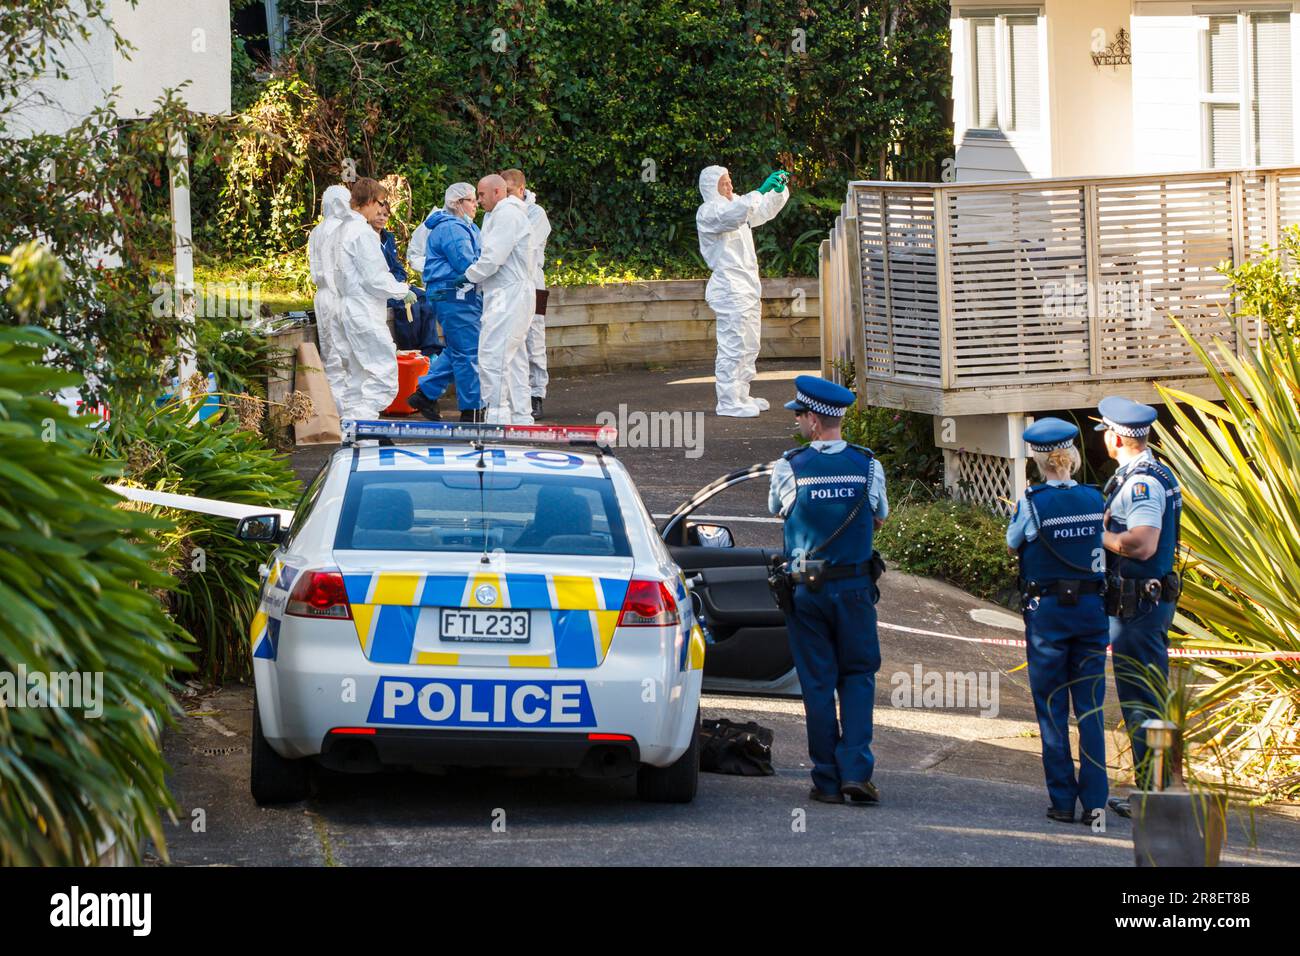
[[1197, 5, 1295, 168], [958, 7, 1045, 136]]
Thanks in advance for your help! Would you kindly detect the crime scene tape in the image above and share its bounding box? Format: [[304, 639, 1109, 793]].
[[878, 621, 1300, 661], [107, 484, 295, 523]]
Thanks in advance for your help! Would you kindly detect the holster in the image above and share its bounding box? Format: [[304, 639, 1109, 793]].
[[767, 557, 795, 615], [1105, 573, 1182, 617]]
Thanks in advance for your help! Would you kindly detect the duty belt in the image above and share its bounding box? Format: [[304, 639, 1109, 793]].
[[789, 559, 876, 587], [1105, 573, 1182, 617], [1021, 578, 1105, 607]]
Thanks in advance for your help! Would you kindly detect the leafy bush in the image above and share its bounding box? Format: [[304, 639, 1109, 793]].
[[833, 359, 944, 490], [101, 400, 302, 682], [0, 325, 191, 865], [0, 1, 213, 408], [1219, 223, 1300, 344], [1156, 321, 1300, 800], [206, 0, 953, 262], [876, 497, 1019, 608], [841, 404, 944, 491]]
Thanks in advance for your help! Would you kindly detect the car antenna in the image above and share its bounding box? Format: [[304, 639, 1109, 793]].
[[476, 443, 493, 563]]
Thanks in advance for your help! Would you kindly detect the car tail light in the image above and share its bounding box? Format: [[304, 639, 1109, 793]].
[[617, 579, 679, 627], [286, 570, 353, 620]]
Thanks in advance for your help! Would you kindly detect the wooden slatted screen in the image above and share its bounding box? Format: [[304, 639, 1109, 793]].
[[945, 186, 1091, 386], [1093, 175, 1237, 374]]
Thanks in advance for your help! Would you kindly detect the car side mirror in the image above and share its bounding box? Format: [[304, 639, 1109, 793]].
[[689, 522, 734, 548], [236, 514, 284, 544]]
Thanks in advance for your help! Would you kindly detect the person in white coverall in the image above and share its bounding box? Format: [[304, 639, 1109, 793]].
[[307, 184, 353, 413], [502, 168, 551, 420], [696, 165, 789, 417], [465, 173, 534, 425], [335, 176, 414, 420]]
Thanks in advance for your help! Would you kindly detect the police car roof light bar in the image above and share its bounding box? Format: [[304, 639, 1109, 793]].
[[342, 419, 618, 448]]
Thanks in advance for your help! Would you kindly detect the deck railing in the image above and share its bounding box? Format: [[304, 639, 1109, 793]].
[[821, 167, 1297, 402]]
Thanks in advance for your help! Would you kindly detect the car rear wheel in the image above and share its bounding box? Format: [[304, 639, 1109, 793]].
[[250, 694, 310, 805], [636, 708, 700, 803]]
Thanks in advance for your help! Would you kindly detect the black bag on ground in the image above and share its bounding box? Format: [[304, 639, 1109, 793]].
[[699, 718, 775, 776]]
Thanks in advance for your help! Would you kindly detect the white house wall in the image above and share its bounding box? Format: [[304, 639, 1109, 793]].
[[4, 12, 116, 137], [112, 0, 231, 119], [1046, 0, 1134, 176]]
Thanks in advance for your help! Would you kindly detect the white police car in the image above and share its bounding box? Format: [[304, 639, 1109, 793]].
[[239, 420, 706, 805]]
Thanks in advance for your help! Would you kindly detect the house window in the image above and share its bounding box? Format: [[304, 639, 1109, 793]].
[[1202, 11, 1294, 167], [965, 11, 1042, 134]]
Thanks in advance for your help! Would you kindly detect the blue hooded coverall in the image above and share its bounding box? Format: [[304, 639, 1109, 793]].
[[414, 211, 482, 411]]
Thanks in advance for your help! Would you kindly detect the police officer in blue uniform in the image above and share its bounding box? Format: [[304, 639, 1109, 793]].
[[1094, 397, 1182, 818], [768, 376, 888, 805], [1006, 418, 1109, 826]]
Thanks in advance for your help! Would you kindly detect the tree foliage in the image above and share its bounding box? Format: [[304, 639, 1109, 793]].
[[218, 0, 952, 260], [0, 1, 217, 407]]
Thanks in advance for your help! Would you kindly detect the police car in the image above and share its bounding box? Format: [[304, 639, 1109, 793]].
[[238, 420, 707, 805]]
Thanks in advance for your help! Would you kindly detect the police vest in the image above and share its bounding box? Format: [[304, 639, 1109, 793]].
[[1018, 483, 1106, 584], [782, 444, 876, 566], [1103, 457, 1182, 579]]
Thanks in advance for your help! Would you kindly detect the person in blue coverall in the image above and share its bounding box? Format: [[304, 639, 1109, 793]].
[[407, 182, 483, 422]]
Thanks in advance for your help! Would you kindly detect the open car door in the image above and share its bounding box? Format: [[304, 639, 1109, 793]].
[[660, 465, 799, 696]]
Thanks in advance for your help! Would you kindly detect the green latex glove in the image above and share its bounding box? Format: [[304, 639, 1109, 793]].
[[757, 170, 788, 194], [402, 289, 418, 306]]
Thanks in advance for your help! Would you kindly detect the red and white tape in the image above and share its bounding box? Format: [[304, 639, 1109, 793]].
[[878, 621, 1300, 661]]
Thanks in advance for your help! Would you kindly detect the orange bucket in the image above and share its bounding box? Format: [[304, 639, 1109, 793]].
[[384, 351, 432, 416]]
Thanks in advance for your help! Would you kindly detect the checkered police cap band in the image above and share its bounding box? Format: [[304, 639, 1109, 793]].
[[795, 390, 846, 416], [1102, 416, 1150, 438], [1030, 438, 1075, 452]]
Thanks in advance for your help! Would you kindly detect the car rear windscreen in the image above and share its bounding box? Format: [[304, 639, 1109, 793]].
[[334, 471, 633, 557]]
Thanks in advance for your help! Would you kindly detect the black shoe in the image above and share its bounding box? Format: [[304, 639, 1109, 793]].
[[1107, 796, 1132, 819], [1046, 806, 1076, 823], [407, 390, 441, 422], [531, 396, 544, 420], [809, 787, 845, 805], [459, 408, 484, 423], [841, 780, 880, 804]]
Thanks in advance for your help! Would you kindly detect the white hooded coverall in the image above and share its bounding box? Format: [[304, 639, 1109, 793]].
[[335, 209, 410, 420], [695, 165, 788, 416], [466, 195, 534, 424], [307, 185, 353, 412], [406, 205, 438, 276], [522, 189, 552, 400]]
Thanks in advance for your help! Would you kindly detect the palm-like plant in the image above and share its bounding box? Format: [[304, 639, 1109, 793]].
[[0, 323, 192, 865], [1155, 323, 1300, 799]]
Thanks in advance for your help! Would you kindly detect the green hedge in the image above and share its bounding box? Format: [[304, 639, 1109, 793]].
[[212, 1, 953, 258], [877, 498, 1020, 609]]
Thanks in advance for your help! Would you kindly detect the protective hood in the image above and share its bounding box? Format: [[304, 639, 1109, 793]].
[[698, 165, 728, 202], [524, 188, 537, 206], [425, 210, 471, 232], [322, 184, 352, 221]]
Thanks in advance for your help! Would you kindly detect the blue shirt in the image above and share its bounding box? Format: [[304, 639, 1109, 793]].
[[1106, 450, 1166, 533], [767, 440, 888, 520], [1006, 479, 1077, 549]]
